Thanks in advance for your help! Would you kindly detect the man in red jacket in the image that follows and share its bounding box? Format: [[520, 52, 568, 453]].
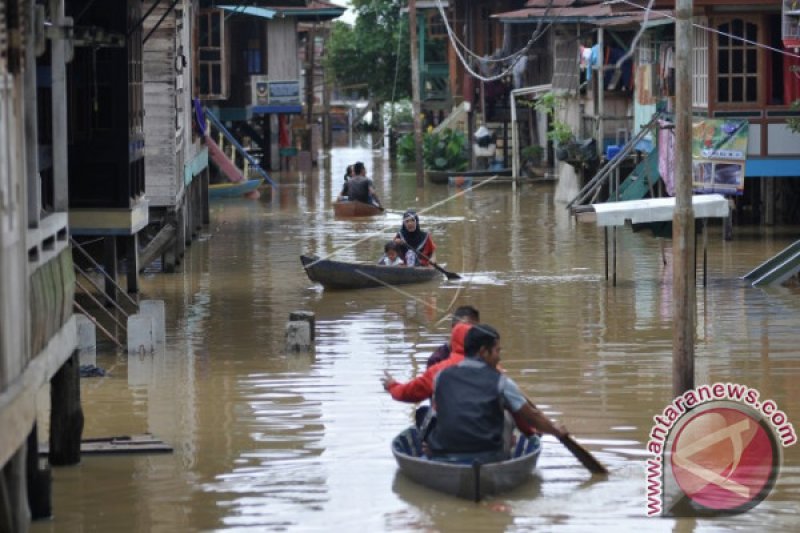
[[381, 322, 538, 437], [382, 322, 472, 402]]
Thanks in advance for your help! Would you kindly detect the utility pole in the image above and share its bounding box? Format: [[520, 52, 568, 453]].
[[672, 0, 695, 396], [409, 0, 424, 186]]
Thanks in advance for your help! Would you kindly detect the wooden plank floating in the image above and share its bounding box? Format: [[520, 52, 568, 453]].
[[39, 434, 172, 456]]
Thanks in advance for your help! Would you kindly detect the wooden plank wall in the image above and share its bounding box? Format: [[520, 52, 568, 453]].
[[143, 0, 182, 207], [267, 17, 299, 82]]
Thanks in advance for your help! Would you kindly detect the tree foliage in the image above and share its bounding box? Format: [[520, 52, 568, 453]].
[[325, 0, 410, 103]]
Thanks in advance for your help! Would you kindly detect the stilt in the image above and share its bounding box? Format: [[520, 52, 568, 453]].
[[49, 351, 84, 466], [26, 426, 51, 520], [0, 446, 29, 532], [201, 168, 210, 225], [125, 233, 139, 294], [103, 236, 118, 304]]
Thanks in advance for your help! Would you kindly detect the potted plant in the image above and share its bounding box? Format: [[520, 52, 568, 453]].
[[531, 91, 577, 161], [397, 128, 468, 172]]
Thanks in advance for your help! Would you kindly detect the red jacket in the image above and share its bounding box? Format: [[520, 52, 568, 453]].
[[388, 322, 538, 436], [387, 323, 471, 403]]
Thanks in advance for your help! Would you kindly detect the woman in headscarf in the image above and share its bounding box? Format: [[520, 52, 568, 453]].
[[394, 210, 436, 266]]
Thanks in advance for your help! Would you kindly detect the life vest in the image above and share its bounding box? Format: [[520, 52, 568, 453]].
[[427, 361, 505, 456]]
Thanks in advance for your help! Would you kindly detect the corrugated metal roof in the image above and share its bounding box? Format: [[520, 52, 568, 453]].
[[499, 0, 671, 25], [219, 5, 276, 19]]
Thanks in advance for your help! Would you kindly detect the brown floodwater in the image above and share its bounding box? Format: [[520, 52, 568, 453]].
[[33, 136, 800, 532]]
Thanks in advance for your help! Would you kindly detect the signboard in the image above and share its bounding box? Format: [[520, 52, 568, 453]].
[[692, 119, 748, 196], [250, 78, 301, 106], [267, 80, 300, 105]]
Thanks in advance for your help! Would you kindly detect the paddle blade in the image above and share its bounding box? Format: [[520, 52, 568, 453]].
[[558, 435, 608, 475], [445, 271, 462, 280]]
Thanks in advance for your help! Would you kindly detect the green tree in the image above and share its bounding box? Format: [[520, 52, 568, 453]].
[[324, 0, 410, 103]]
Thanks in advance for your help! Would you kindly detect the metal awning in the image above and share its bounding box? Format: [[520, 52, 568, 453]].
[[592, 194, 729, 226], [219, 6, 276, 19]]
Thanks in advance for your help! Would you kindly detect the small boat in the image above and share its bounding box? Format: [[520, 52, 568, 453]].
[[300, 255, 441, 290], [427, 167, 513, 185], [209, 178, 263, 199], [333, 199, 384, 217], [392, 426, 542, 501]]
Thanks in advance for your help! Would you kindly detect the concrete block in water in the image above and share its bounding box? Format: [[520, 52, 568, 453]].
[[76, 314, 96, 366], [140, 300, 166, 344], [286, 321, 312, 352], [127, 314, 155, 354]]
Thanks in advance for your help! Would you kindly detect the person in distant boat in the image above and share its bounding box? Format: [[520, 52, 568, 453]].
[[337, 165, 354, 200], [394, 210, 436, 266], [426, 324, 568, 463], [378, 241, 405, 266], [347, 161, 383, 208], [426, 305, 480, 368]]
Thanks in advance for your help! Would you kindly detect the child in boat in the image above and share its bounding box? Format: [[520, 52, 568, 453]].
[[378, 241, 405, 266], [337, 165, 354, 200]]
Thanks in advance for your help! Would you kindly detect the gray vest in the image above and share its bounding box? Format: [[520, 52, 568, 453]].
[[428, 362, 505, 455]]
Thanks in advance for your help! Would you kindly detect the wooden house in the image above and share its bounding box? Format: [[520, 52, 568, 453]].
[[196, 1, 344, 171], [60, 0, 150, 297], [143, 0, 208, 273], [1, 0, 81, 527]]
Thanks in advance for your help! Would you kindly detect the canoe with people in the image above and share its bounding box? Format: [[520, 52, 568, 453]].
[[302, 210, 460, 289], [336, 161, 383, 213], [382, 321, 607, 499]]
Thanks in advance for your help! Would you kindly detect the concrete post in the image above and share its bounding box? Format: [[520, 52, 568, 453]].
[[139, 300, 166, 344], [127, 314, 155, 354], [75, 314, 96, 366], [286, 322, 312, 352], [289, 311, 315, 341]]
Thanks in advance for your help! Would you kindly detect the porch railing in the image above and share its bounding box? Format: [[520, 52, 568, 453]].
[[204, 108, 277, 188]]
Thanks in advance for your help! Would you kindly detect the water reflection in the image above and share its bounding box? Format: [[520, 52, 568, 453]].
[[33, 135, 800, 532]]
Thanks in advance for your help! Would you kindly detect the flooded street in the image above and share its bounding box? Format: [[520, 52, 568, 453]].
[[35, 138, 800, 532]]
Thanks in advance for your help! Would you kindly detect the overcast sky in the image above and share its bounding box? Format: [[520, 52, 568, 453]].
[[330, 0, 356, 25]]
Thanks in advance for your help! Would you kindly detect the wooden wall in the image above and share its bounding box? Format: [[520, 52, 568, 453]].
[[144, 0, 183, 207], [267, 17, 299, 82]]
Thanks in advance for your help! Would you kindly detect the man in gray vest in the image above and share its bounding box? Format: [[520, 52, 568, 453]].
[[427, 324, 567, 463]]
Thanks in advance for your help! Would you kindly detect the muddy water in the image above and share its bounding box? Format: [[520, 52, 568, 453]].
[[34, 137, 800, 532]]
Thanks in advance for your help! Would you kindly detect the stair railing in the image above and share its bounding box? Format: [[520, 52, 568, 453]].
[[566, 113, 663, 212], [204, 108, 277, 187]]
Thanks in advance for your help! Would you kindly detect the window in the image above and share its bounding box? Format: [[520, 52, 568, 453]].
[[197, 9, 228, 100], [693, 17, 709, 108], [716, 17, 759, 104]]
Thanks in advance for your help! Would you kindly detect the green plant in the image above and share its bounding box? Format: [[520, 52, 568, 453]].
[[788, 99, 800, 134], [530, 91, 576, 145], [397, 128, 468, 171], [520, 145, 544, 162]]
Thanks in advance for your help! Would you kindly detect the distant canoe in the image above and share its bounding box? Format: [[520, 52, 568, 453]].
[[209, 178, 263, 199], [333, 199, 384, 217], [392, 426, 542, 501], [300, 255, 440, 290], [427, 168, 512, 185]]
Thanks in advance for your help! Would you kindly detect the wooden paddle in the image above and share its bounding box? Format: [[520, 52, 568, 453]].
[[400, 240, 462, 280], [525, 397, 608, 475]]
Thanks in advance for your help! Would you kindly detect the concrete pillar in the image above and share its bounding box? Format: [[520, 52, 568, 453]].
[[289, 311, 315, 341], [286, 322, 312, 352], [75, 314, 96, 367], [139, 300, 165, 344], [127, 314, 155, 355]]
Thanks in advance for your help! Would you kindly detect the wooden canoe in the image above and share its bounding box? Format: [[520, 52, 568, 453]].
[[209, 178, 263, 199], [300, 255, 440, 290], [392, 426, 542, 501], [333, 199, 384, 217], [427, 168, 513, 185]]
